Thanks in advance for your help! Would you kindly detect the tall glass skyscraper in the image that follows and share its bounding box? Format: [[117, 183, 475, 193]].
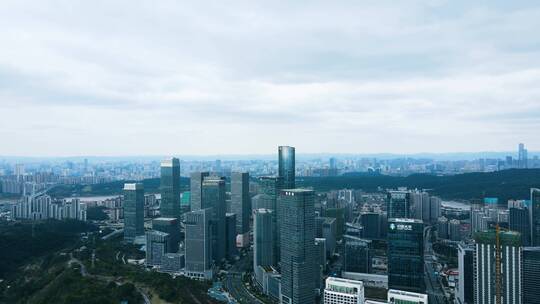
[[388, 191, 410, 219], [509, 206, 530, 246], [531, 188, 540, 246], [152, 217, 180, 253], [160, 157, 180, 219], [259, 176, 283, 264], [279, 189, 316, 304], [387, 218, 425, 293], [457, 243, 474, 304], [190, 172, 209, 212], [523, 247, 540, 303], [123, 183, 144, 242], [231, 172, 250, 236], [278, 146, 295, 189], [253, 208, 275, 269], [185, 208, 213, 280], [202, 176, 227, 263]]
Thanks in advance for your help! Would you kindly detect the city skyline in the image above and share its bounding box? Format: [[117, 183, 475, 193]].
[[1, 2, 540, 156]]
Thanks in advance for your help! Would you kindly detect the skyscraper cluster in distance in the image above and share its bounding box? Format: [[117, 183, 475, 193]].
[[5, 142, 540, 303]]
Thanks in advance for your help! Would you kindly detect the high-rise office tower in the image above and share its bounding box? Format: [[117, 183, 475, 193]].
[[420, 192, 431, 223], [146, 230, 169, 267], [279, 189, 316, 304], [202, 176, 227, 262], [259, 176, 284, 211], [457, 243, 474, 304], [231, 172, 250, 245], [429, 196, 442, 223], [225, 213, 237, 260], [323, 277, 364, 304], [314, 237, 327, 272], [325, 206, 346, 240], [190, 172, 209, 212], [473, 230, 521, 304], [185, 208, 213, 280], [408, 191, 423, 220], [531, 188, 540, 246], [123, 183, 144, 242], [278, 146, 295, 189], [509, 206, 530, 246], [523, 247, 540, 303], [387, 218, 425, 293], [388, 191, 410, 219], [254, 208, 275, 270], [518, 143, 528, 169], [322, 217, 337, 256], [329, 157, 338, 176], [259, 176, 283, 264], [160, 157, 181, 219], [360, 212, 381, 240], [343, 235, 372, 274], [152, 217, 180, 253]]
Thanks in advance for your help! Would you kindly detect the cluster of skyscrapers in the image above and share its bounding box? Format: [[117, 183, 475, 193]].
[[454, 188, 540, 304], [116, 144, 540, 304]]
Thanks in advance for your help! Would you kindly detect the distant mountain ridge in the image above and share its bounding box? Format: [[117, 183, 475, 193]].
[[299, 169, 540, 202]]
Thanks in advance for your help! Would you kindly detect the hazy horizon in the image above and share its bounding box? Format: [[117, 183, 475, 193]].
[[2, 1, 540, 155], [0, 149, 537, 161]]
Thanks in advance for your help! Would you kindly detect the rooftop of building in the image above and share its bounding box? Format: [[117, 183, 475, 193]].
[[153, 217, 178, 221], [473, 230, 521, 246], [124, 183, 143, 190], [281, 188, 314, 194], [388, 289, 428, 299], [160, 157, 179, 167], [388, 218, 423, 224]]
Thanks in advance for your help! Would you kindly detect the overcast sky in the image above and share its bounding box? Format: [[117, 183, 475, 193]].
[[1, 1, 539, 156]]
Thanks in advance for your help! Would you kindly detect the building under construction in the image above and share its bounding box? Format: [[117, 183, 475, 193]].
[[473, 230, 522, 304]]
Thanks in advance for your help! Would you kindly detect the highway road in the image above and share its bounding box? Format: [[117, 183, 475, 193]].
[[424, 227, 448, 304], [223, 250, 265, 304]]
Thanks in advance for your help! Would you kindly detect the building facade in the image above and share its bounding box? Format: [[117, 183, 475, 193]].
[[530, 188, 540, 246], [152, 217, 180, 253], [343, 235, 372, 274], [160, 157, 180, 219], [146, 230, 169, 267], [231, 172, 250, 243], [189, 172, 209, 212], [323, 277, 364, 304], [278, 146, 295, 189], [388, 191, 410, 219], [387, 218, 425, 293], [279, 189, 316, 304], [473, 230, 521, 304], [254, 208, 275, 269], [123, 183, 144, 242], [202, 176, 227, 263], [457, 243, 474, 304], [522, 247, 540, 303], [184, 208, 213, 280]]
